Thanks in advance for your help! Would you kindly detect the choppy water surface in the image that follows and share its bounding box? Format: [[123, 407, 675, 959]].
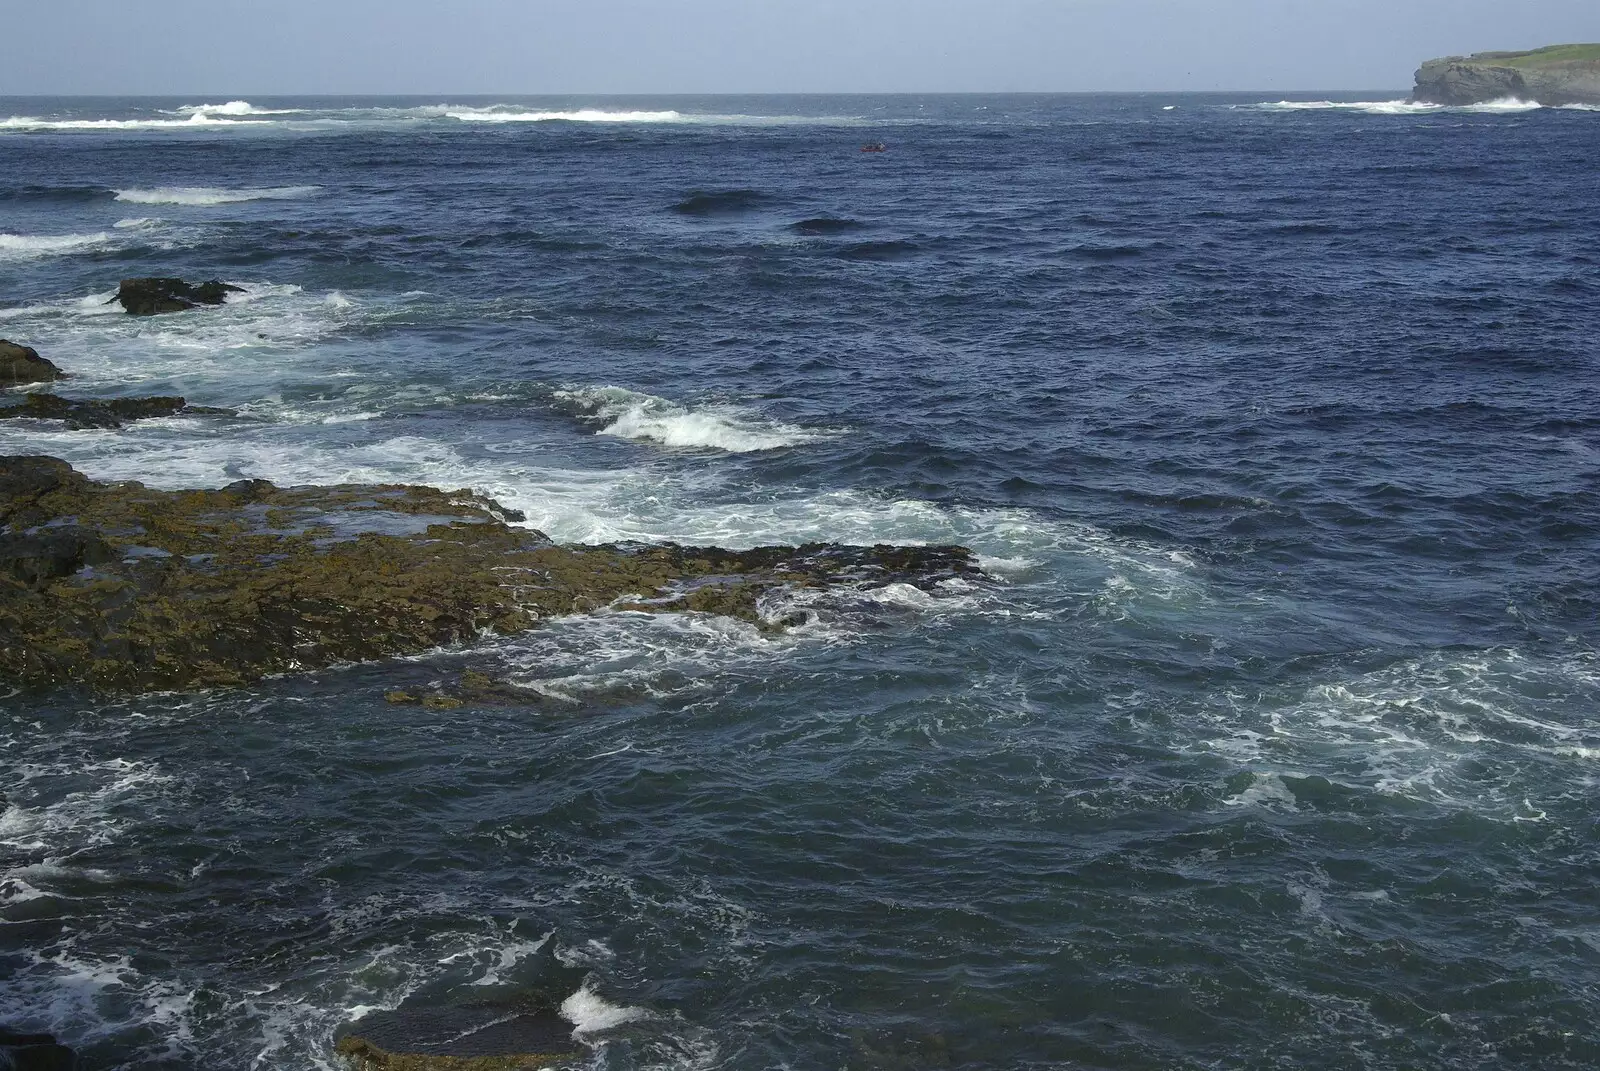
[[2, 94, 1598, 1070]]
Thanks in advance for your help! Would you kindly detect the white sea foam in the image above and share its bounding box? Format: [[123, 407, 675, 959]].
[[560, 984, 649, 1033], [0, 281, 346, 392], [0, 113, 253, 132], [553, 385, 831, 453], [0, 758, 175, 859], [114, 185, 321, 206], [1224, 772, 1301, 811], [446, 107, 683, 123], [1251, 97, 1548, 116], [1, 103, 870, 135], [172, 100, 301, 117], [0, 231, 114, 259], [1193, 649, 1600, 815]]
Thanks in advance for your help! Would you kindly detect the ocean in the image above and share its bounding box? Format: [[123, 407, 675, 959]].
[[1, 93, 1597, 1070]]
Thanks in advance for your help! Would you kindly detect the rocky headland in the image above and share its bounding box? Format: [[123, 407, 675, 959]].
[[1412, 43, 1600, 106]]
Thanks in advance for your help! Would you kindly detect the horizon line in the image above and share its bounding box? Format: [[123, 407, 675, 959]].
[[0, 88, 1417, 98]]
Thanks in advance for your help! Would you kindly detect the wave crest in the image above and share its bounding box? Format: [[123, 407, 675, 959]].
[[173, 100, 300, 117], [113, 185, 320, 206], [0, 231, 114, 259], [1251, 97, 1549, 116], [553, 386, 830, 453]]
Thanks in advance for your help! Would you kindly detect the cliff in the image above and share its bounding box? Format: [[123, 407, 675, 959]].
[[1412, 44, 1600, 106]]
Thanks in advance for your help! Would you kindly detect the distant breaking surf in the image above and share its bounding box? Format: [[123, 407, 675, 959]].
[[1248, 97, 1549, 115], [114, 186, 322, 206], [444, 107, 685, 123]]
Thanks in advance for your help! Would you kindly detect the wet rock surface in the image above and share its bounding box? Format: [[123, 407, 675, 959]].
[[0, 456, 981, 693], [336, 1004, 579, 1070], [111, 276, 245, 315], [0, 393, 236, 430], [0, 340, 63, 387]]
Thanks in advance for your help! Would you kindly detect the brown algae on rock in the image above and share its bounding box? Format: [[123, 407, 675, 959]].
[[0, 456, 981, 693]]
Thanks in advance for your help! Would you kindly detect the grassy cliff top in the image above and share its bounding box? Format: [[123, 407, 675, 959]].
[[1456, 43, 1600, 68]]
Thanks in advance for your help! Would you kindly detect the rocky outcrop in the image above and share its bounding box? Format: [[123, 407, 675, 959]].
[[110, 277, 244, 315], [0, 393, 236, 430], [385, 669, 547, 709], [0, 341, 63, 387], [0, 1027, 80, 1071], [336, 1003, 578, 1070], [0, 456, 980, 693], [1413, 44, 1600, 106]]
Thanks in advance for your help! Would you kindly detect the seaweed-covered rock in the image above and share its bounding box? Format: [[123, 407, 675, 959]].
[[336, 1003, 578, 1070], [0, 457, 980, 693], [386, 669, 544, 709], [0, 340, 63, 387], [0, 393, 234, 430], [111, 277, 245, 316], [0, 1027, 81, 1071]]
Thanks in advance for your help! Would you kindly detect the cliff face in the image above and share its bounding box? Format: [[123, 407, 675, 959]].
[[1412, 44, 1600, 106]]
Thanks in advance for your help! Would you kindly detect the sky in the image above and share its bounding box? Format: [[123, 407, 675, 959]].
[[1, 0, 1596, 95]]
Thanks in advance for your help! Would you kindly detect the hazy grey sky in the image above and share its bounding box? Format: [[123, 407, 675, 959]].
[[3, 0, 1596, 95]]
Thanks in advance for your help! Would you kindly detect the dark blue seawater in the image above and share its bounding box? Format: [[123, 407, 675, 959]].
[[2, 94, 1598, 1070]]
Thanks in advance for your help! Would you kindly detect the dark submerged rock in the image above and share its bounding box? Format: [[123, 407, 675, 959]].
[[0, 394, 235, 430], [789, 217, 866, 235], [111, 277, 244, 316], [0, 1027, 81, 1071], [336, 1003, 578, 1070], [0, 341, 63, 387], [0, 457, 982, 693], [670, 189, 768, 217]]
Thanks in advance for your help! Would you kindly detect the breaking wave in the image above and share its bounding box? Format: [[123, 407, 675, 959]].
[[1249, 97, 1550, 116], [0, 231, 115, 259], [0, 113, 258, 132], [552, 386, 832, 453], [445, 107, 683, 124], [171, 100, 302, 117], [113, 185, 321, 206]]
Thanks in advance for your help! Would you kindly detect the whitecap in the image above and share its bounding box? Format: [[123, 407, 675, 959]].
[[113, 185, 321, 206], [560, 984, 649, 1034], [172, 100, 301, 117], [0, 113, 251, 132], [1465, 97, 1544, 113], [1224, 772, 1301, 811], [553, 385, 831, 453], [0, 231, 114, 259]]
